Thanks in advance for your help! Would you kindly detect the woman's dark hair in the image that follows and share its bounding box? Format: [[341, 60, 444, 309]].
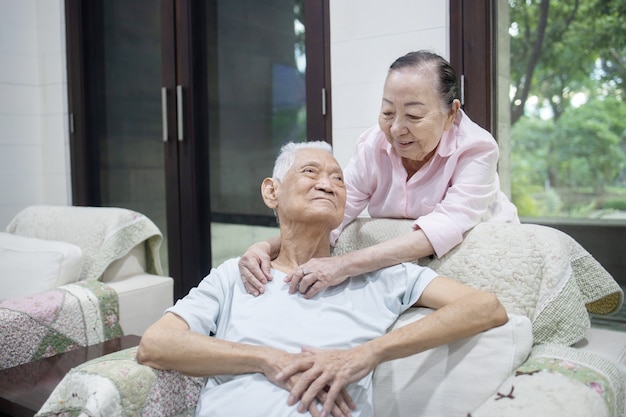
[[389, 50, 459, 108]]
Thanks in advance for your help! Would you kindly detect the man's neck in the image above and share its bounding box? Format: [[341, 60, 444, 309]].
[[271, 225, 332, 273]]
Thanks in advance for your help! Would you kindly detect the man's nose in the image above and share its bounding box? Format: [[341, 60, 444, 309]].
[[315, 176, 333, 192]]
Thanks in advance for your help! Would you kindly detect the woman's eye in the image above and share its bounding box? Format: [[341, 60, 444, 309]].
[[407, 114, 423, 120]]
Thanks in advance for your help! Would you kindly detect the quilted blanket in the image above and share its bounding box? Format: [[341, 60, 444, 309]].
[[6, 205, 163, 281], [0, 280, 123, 370], [36, 347, 203, 417], [332, 219, 623, 346], [471, 344, 625, 417]]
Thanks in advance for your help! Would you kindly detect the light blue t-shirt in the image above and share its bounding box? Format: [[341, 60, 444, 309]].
[[167, 258, 438, 417]]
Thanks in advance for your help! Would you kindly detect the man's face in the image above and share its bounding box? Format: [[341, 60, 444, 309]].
[[275, 149, 346, 229]]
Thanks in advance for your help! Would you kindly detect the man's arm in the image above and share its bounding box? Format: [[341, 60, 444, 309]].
[[137, 312, 357, 417], [137, 312, 284, 377], [279, 276, 508, 417]]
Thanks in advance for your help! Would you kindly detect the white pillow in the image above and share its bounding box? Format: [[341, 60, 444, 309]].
[[372, 307, 533, 417], [0, 232, 84, 300]]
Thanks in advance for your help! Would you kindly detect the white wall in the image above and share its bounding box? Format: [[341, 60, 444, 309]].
[[329, 1, 449, 168], [0, 0, 448, 228], [0, 0, 70, 228]]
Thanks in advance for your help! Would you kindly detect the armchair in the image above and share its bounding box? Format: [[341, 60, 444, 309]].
[[0, 205, 173, 370], [35, 219, 625, 417]]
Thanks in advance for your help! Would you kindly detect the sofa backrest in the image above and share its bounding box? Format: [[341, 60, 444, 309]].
[[101, 243, 147, 282], [332, 218, 623, 346], [6, 205, 163, 281]]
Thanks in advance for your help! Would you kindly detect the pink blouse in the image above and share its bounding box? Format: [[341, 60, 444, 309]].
[[331, 110, 519, 257]]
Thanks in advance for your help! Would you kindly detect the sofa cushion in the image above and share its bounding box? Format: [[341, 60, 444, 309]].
[[373, 307, 533, 417], [0, 232, 83, 300]]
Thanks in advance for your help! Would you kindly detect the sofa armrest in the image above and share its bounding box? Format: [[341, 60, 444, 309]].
[[36, 347, 203, 417], [106, 273, 174, 336], [0, 281, 123, 370], [470, 344, 625, 417]]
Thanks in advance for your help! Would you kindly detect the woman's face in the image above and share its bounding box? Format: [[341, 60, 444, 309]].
[[378, 68, 458, 164]]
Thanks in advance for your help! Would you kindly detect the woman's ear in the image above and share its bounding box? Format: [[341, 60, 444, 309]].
[[261, 178, 278, 209], [444, 99, 461, 130]]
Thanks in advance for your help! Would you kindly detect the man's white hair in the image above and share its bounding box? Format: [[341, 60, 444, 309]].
[[272, 141, 333, 181]]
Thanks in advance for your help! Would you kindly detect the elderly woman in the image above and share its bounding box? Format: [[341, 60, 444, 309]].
[[137, 141, 507, 417], [240, 50, 519, 298]]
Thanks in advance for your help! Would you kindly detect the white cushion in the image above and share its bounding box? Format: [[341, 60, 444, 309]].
[[373, 307, 533, 417], [0, 232, 84, 300]]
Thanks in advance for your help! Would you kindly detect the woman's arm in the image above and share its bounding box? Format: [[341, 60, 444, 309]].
[[287, 228, 434, 298], [238, 235, 282, 296]]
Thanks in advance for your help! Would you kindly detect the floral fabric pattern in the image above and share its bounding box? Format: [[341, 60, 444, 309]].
[[470, 344, 624, 417], [0, 280, 123, 370]]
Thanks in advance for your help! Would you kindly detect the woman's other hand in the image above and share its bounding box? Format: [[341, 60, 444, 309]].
[[238, 241, 273, 296]]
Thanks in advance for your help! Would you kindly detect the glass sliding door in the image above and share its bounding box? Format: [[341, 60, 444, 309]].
[[65, 0, 330, 298]]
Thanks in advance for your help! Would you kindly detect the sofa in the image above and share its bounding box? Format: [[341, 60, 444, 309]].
[[34, 219, 626, 417], [0, 205, 174, 370]]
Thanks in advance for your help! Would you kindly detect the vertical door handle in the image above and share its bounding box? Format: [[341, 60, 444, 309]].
[[176, 85, 184, 141], [161, 87, 168, 142]]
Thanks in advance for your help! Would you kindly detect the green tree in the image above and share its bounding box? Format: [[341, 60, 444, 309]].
[[509, 0, 626, 125], [552, 98, 626, 194]]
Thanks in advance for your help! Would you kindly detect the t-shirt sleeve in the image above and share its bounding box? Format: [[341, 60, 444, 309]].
[[400, 263, 439, 309], [166, 258, 238, 336]]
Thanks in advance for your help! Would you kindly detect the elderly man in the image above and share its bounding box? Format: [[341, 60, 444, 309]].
[[137, 141, 508, 417]]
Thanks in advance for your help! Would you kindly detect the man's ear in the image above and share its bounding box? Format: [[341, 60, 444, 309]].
[[261, 177, 278, 209]]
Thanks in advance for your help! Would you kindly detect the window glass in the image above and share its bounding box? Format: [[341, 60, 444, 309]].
[[503, 0, 626, 221], [207, 0, 307, 263], [208, 0, 307, 219]]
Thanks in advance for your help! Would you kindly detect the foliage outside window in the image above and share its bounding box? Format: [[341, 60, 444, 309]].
[[508, 0, 626, 220]]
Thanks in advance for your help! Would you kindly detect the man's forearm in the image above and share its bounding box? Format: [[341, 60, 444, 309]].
[[137, 316, 280, 377], [364, 288, 508, 366]]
